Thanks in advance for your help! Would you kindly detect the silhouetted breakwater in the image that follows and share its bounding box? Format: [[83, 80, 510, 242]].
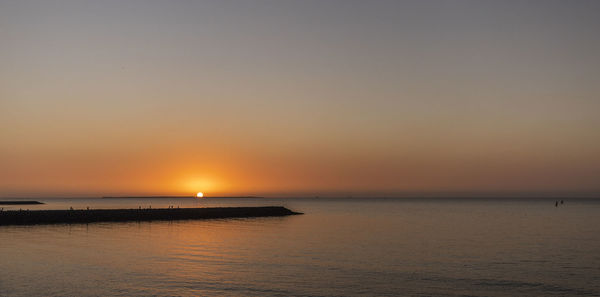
[[0, 206, 302, 226], [0, 201, 44, 205]]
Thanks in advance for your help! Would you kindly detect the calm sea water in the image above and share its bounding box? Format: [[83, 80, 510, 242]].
[[1, 198, 599, 296]]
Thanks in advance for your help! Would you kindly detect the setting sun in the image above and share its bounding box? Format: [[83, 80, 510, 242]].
[[196, 192, 204, 198]]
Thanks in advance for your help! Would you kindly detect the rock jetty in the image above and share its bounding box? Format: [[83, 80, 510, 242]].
[[0, 206, 302, 226]]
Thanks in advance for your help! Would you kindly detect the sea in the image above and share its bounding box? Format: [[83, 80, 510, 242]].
[[1, 197, 599, 296]]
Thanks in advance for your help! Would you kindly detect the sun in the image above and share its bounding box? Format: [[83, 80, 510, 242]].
[[196, 192, 204, 198]]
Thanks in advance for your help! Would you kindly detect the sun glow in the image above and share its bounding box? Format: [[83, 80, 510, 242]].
[[196, 192, 204, 198]]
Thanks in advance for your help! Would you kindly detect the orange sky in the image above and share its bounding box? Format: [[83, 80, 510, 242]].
[[1, 1, 599, 197]]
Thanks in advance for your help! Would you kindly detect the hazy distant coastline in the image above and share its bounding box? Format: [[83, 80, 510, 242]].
[[102, 196, 263, 199], [0, 201, 44, 205]]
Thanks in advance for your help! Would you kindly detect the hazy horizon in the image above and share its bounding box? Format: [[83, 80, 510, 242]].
[[3, 191, 600, 199], [2, 0, 599, 197]]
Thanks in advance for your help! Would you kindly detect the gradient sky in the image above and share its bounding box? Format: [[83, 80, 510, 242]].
[[1, 0, 599, 197]]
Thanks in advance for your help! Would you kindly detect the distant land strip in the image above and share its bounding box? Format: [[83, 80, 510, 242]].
[[0, 201, 44, 205], [102, 196, 263, 199], [0, 206, 301, 226]]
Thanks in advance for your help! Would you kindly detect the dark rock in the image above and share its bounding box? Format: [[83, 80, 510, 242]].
[[0, 206, 302, 226]]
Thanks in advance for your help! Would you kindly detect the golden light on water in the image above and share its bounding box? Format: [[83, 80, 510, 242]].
[[196, 192, 204, 198]]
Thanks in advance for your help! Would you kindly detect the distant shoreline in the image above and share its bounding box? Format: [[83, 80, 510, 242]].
[[102, 196, 263, 199], [0, 201, 44, 205]]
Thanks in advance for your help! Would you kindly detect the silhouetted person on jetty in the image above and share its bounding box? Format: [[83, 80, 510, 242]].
[[555, 201, 558, 207]]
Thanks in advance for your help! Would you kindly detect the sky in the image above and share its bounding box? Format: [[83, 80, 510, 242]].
[[1, 0, 599, 197]]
